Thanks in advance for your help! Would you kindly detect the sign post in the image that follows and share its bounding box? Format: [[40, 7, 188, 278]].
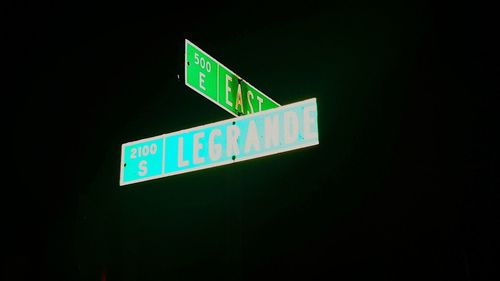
[[120, 98, 319, 186], [185, 39, 280, 116]]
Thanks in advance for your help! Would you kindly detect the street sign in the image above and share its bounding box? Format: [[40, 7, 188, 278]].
[[185, 39, 280, 116], [120, 98, 319, 186]]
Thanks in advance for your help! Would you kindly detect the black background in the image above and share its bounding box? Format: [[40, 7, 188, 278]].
[[5, 1, 498, 280]]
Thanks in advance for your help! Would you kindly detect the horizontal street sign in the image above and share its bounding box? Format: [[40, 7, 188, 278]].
[[185, 39, 280, 116], [120, 98, 319, 186]]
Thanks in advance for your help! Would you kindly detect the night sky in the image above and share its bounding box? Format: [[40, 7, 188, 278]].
[[5, 1, 497, 280]]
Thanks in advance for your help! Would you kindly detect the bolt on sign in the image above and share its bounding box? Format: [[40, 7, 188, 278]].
[[185, 39, 280, 116], [120, 98, 319, 186]]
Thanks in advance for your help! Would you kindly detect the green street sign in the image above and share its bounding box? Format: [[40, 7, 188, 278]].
[[185, 39, 280, 116]]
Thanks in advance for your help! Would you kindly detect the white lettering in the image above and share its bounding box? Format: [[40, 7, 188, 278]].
[[225, 74, 233, 107], [208, 129, 222, 161], [226, 125, 240, 156], [303, 105, 318, 140], [235, 83, 244, 114], [177, 137, 189, 167], [264, 115, 280, 148], [193, 132, 205, 164], [246, 91, 254, 114], [256, 96, 264, 112], [199, 72, 206, 90], [138, 160, 147, 176], [284, 111, 299, 144], [244, 120, 260, 153]]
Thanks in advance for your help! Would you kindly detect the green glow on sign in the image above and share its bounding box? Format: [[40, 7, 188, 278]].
[[185, 39, 280, 116]]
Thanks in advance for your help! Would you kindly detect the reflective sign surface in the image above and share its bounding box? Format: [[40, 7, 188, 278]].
[[120, 98, 319, 186]]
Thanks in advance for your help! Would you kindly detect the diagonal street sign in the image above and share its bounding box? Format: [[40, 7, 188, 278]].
[[185, 39, 280, 116]]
